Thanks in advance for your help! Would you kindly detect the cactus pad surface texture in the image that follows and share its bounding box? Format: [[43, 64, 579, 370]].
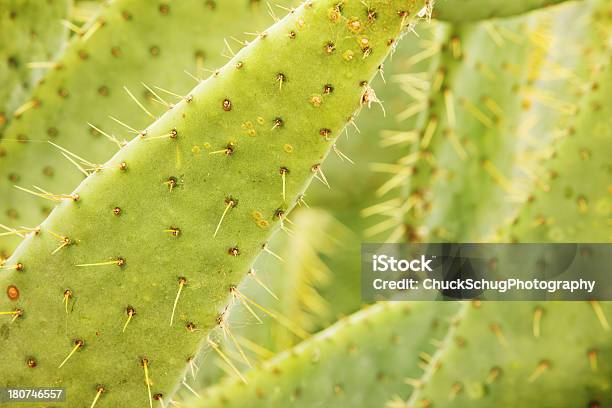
[[191, 302, 464, 408], [0, 0, 70, 136], [0, 0, 430, 406], [0, 0, 295, 257]]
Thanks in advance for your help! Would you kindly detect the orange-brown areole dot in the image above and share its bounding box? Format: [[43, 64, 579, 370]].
[[7, 285, 19, 300]]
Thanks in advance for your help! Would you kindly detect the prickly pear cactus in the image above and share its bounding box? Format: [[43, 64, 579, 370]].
[[241, 22, 447, 349], [366, 0, 610, 244], [186, 0, 611, 406], [507, 0, 612, 242], [0, 1, 430, 406], [187, 207, 359, 392], [1, 0, 610, 407], [432, 0, 568, 22], [190, 302, 463, 408], [0, 0, 296, 257], [402, 3, 610, 407], [406, 301, 612, 407], [184, 301, 611, 408], [186, 25, 450, 392], [404, 14, 561, 243], [311, 21, 447, 314], [0, 0, 70, 135]]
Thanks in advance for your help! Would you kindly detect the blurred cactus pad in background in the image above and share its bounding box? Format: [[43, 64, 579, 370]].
[[0, 0, 610, 407]]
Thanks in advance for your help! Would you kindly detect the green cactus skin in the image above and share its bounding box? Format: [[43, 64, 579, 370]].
[[397, 4, 610, 407], [197, 1, 610, 404], [185, 208, 351, 393], [190, 208, 354, 392], [70, 0, 103, 25], [187, 302, 463, 408], [406, 301, 612, 407], [0, 0, 70, 136], [189, 31, 448, 390], [188, 302, 612, 408], [369, 2, 596, 244], [433, 0, 568, 22], [257, 23, 447, 343], [404, 15, 553, 243], [283, 23, 447, 327], [260, 209, 346, 348], [0, 0, 296, 258], [507, 0, 611, 243], [192, 24, 449, 382], [0, 1, 429, 406], [427, 0, 609, 235]]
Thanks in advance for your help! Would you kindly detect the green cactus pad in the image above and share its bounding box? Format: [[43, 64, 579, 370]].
[[371, 2, 594, 243], [407, 301, 612, 407], [508, 0, 612, 242], [0, 0, 295, 257], [189, 29, 449, 390], [188, 302, 463, 408], [311, 22, 448, 311], [0, 0, 69, 136], [404, 14, 558, 243], [0, 1, 429, 406], [433, 0, 567, 22]]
